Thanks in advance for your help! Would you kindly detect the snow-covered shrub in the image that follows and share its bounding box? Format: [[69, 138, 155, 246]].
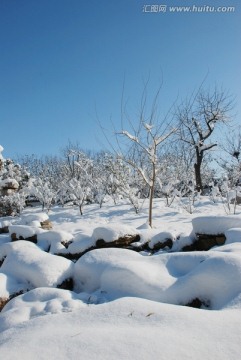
[[28, 178, 56, 212], [0, 146, 30, 216], [65, 178, 91, 215], [175, 180, 198, 214], [219, 178, 241, 214]]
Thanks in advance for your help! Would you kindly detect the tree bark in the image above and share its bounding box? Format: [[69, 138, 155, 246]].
[[148, 162, 156, 227], [194, 150, 203, 193], [79, 205, 83, 215]]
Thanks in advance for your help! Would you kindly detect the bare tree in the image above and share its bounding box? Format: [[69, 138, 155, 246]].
[[113, 81, 176, 227], [176, 88, 233, 193], [218, 126, 241, 187], [221, 125, 241, 161]]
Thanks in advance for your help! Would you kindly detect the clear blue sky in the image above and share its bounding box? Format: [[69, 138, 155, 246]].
[[0, 0, 240, 159]]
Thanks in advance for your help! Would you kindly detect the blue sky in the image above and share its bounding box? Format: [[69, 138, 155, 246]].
[[0, 0, 240, 159]]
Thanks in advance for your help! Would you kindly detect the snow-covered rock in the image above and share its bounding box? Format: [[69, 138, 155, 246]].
[[67, 233, 96, 255], [92, 223, 140, 247], [92, 224, 138, 243], [192, 216, 241, 235], [148, 231, 174, 250], [18, 213, 49, 224], [0, 241, 74, 288], [0, 220, 11, 233], [74, 246, 241, 310], [37, 230, 74, 253], [9, 224, 43, 241]]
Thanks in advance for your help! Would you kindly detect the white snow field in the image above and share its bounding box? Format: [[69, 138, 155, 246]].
[[1, 198, 241, 359]]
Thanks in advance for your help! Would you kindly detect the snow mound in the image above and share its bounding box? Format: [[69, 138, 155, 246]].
[[192, 215, 241, 235], [0, 220, 11, 228], [211, 242, 241, 254], [0, 287, 87, 332], [0, 273, 29, 299], [16, 213, 49, 225], [137, 222, 151, 230], [67, 233, 95, 254], [74, 247, 241, 309], [172, 232, 195, 251], [225, 228, 241, 244], [1, 297, 241, 360], [0, 241, 74, 288], [37, 230, 74, 253], [148, 231, 175, 249], [74, 248, 171, 295], [92, 223, 138, 243], [9, 225, 43, 239]]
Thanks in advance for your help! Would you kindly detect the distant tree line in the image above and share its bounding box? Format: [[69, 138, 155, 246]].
[[0, 86, 240, 225]]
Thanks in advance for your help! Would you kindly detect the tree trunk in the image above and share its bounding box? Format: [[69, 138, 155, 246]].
[[148, 162, 156, 228], [148, 185, 154, 227], [79, 205, 83, 215], [194, 151, 203, 193]]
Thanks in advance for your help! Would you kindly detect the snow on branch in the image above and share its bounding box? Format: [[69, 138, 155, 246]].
[[199, 143, 217, 152], [143, 123, 154, 132], [123, 156, 152, 186], [121, 131, 139, 143], [137, 166, 152, 187]]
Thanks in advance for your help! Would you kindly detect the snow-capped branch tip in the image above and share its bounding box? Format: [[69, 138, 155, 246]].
[[0, 144, 4, 160], [143, 123, 154, 132], [119, 130, 139, 143]]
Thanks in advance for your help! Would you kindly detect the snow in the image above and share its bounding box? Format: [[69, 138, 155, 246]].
[[0, 288, 88, 332], [0, 241, 73, 288], [143, 123, 154, 131], [9, 224, 42, 238], [37, 230, 74, 253], [67, 233, 95, 254], [148, 230, 175, 249], [0, 144, 4, 160], [0, 220, 11, 228], [18, 213, 49, 224], [1, 198, 241, 359], [0, 178, 19, 188], [73, 246, 241, 309], [0, 273, 29, 299], [0, 297, 241, 360], [192, 215, 241, 234], [92, 223, 138, 243], [121, 130, 139, 143], [225, 228, 241, 244], [199, 143, 216, 152]]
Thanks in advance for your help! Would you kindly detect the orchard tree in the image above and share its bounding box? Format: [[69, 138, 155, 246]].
[[0, 145, 30, 216], [156, 141, 195, 205], [29, 178, 56, 211], [63, 151, 94, 214], [92, 152, 119, 206], [119, 126, 175, 226], [112, 81, 176, 227], [176, 88, 232, 193], [218, 126, 241, 188]]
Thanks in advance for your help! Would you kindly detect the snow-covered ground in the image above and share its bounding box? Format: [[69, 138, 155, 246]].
[[1, 197, 241, 359]]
